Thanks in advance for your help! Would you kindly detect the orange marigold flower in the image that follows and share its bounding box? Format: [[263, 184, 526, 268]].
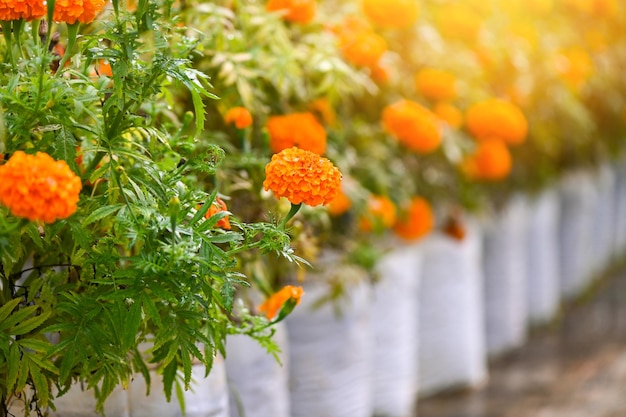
[[309, 98, 336, 126], [339, 29, 387, 68], [0, 0, 45, 21], [259, 285, 304, 320], [267, 112, 327, 155], [202, 197, 231, 230], [359, 195, 397, 232], [263, 147, 341, 207], [0, 151, 82, 223], [362, 0, 419, 29], [465, 99, 528, 145], [554, 48, 594, 90], [461, 138, 512, 181], [434, 102, 463, 129], [327, 187, 352, 216], [382, 99, 441, 154], [415, 68, 457, 102], [436, 3, 482, 42], [393, 197, 434, 241], [53, 0, 106, 24], [266, 0, 316, 24], [224, 107, 253, 129]]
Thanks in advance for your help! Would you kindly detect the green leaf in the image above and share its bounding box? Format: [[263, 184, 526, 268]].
[[220, 282, 234, 313], [6, 342, 20, 391], [0, 305, 37, 332], [82, 204, 125, 226], [162, 359, 177, 402], [11, 309, 51, 336], [54, 125, 79, 174], [0, 298, 21, 323], [29, 355, 50, 408], [122, 300, 142, 350], [189, 189, 217, 226]]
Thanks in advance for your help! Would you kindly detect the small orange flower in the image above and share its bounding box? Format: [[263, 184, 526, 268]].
[[266, 0, 316, 24], [259, 285, 304, 320], [203, 197, 231, 230], [0, 151, 82, 223], [267, 112, 327, 155], [53, 0, 106, 24], [393, 197, 434, 241], [465, 99, 528, 145], [415, 68, 457, 102], [359, 195, 397, 232], [327, 187, 352, 216], [382, 99, 441, 154], [263, 147, 342, 207], [224, 107, 253, 129], [461, 138, 512, 181], [0, 0, 45, 21], [434, 102, 463, 129], [362, 0, 419, 29], [435, 3, 482, 42], [555, 48, 593, 90], [339, 29, 388, 68], [309, 98, 336, 126]]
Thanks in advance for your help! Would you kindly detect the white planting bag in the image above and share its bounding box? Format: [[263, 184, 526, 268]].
[[482, 195, 529, 357], [558, 171, 596, 300], [590, 164, 616, 274], [525, 189, 561, 325], [226, 322, 290, 417], [371, 242, 422, 417], [614, 160, 626, 257], [285, 273, 373, 417], [418, 222, 487, 397]]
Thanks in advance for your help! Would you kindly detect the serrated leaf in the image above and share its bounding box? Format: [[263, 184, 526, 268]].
[[0, 305, 37, 331], [6, 342, 20, 391], [0, 298, 21, 323], [11, 309, 51, 336], [121, 300, 142, 350], [82, 204, 125, 226], [162, 359, 177, 402], [220, 282, 234, 312], [189, 189, 217, 226]]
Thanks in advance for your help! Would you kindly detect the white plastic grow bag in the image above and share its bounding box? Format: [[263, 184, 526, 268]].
[[613, 159, 626, 257], [590, 164, 616, 274]]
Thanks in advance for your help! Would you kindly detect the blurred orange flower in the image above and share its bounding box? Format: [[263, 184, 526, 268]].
[[435, 3, 482, 42], [393, 197, 434, 241], [309, 98, 336, 126], [339, 28, 388, 68], [555, 48, 593, 90], [382, 99, 441, 154], [266, 0, 316, 24], [465, 99, 528, 145], [362, 0, 419, 29], [415, 68, 457, 102], [263, 147, 342, 206], [267, 112, 327, 155], [53, 0, 106, 24], [203, 197, 231, 230], [224, 107, 253, 129], [434, 102, 463, 129], [359, 195, 397, 232], [0, 151, 82, 223], [259, 285, 304, 319], [327, 187, 352, 216], [461, 138, 512, 181], [0, 0, 45, 20]]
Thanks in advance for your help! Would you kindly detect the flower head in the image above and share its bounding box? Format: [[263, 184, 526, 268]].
[[267, 112, 327, 155], [434, 102, 463, 129], [415, 68, 457, 102], [393, 197, 434, 241], [436, 3, 482, 42], [362, 0, 419, 29], [0, 151, 82, 223], [203, 197, 231, 230], [461, 138, 512, 181], [266, 0, 316, 24], [224, 107, 253, 129], [382, 99, 441, 154], [263, 147, 341, 206], [53, 0, 106, 24], [335, 16, 387, 69], [259, 285, 304, 319], [465, 99, 528, 145], [359, 195, 397, 232], [0, 0, 45, 21], [327, 187, 352, 216]]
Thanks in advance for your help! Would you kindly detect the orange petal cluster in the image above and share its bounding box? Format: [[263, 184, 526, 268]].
[[267, 112, 327, 155], [382, 99, 441, 154], [362, 0, 419, 29], [263, 147, 342, 207], [0, 151, 82, 223], [203, 197, 231, 230], [335, 16, 387, 69], [224, 107, 253, 129], [259, 285, 304, 319], [0, 0, 45, 21], [461, 138, 512, 181], [266, 0, 316, 24], [327, 187, 352, 216], [465, 99, 528, 145], [393, 197, 434, 241], [415, 68, 457, 102], [53, 0, 106, 24], [359, 195, 397, 232]]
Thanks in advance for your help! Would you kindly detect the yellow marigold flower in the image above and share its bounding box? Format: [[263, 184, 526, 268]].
[[555, 48, 594, 90], [267, 112, 327, 155], [382, 99, 441, 154], [0, 151, 82, 223], [435, 3, 482, 42], [263, 147, 341, 207], [465, 99, 528, 145], [224, 107, 253, 129], [461, 138, 512, 181], [393, 197, 434, 241], [266, 0, 316, 24], [201, 197, 231, 230], [327, 187, 352, 216], [359, 195, 397, 232], [362, 0, 418, 29], [415, 68, 457, 102], [433, 102, 463, 129], [0, 0, 45, 21], [259, 285, 304, 320], [53, 0, 106, 24]]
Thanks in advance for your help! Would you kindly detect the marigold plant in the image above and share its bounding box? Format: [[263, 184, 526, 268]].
[[465, 99, 528, 145], [362, 0, 419, 29], [263, 147, 342, 206], [461, 138, 513, 181], [382, 99, 441, 154], [359, 195, 397, 232], [258, 285, 304, 319], [225, 106, 253, 129], [415, 68, 457, 102], [0, 151, 82, 223], [393, 197, 434, 241], [266, 0, 316, 24], [267, 112, 327, 155]]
